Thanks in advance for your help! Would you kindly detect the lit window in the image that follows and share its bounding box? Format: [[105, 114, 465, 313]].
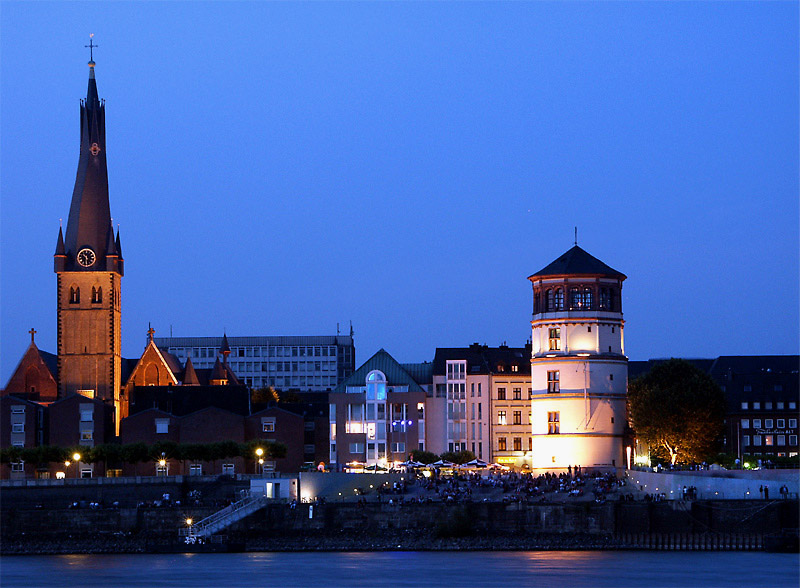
[[511, 365, 519, 372], [753, 402, 760, 410], [155, 419, 169, 434], [497, 388, 506, 400], [498, 437, 507, 451], [262, 421, 275, 433], [80, 431, 93, 441], [741, 402, 748, 410], [547, 371, 560, 393], [764, 435, 774, 446], [513, 388, 522, 400], [547, 412, 560, 434], [554, 288, 564, 311], [513, 411, 522, 425], [548, 328, 561, 351], [498, 411, 507, 426], [513, 437, 522, 451], [791, 402, 798, 410], [741, 419, 750, 429]]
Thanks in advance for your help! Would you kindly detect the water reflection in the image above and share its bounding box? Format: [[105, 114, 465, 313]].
[[2, 551, 797, 588]]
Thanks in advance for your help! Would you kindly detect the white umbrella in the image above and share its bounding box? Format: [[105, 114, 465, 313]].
[[431, 459, 455, 467]]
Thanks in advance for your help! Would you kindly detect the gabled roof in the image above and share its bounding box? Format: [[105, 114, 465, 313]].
[[433, 344, 531, 376], [529, 245, 626, 280], [333, 349, 426, 394]]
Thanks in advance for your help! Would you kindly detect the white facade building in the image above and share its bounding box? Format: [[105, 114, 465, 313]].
[[528, 246, 628, 472]]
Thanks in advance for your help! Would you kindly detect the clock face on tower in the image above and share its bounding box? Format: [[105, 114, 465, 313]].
[[77, 248, 96, 268]]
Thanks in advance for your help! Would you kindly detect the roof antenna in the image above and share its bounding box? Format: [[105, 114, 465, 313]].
[[574, 226, 578, 246]]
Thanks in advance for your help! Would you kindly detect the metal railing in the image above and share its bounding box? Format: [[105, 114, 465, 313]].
[[179, 490, 268, 539]]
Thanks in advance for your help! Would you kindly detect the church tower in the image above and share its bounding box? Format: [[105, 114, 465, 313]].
[[528, 246, 627, 472], [54, 46, 124, 426]]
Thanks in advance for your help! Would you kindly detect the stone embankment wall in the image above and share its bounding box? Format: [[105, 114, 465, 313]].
[[2, 491, 796, 554]]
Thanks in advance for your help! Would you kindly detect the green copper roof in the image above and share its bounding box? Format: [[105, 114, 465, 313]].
[[333, 349, 426, 393]]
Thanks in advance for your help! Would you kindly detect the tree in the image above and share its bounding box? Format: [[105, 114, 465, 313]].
[[628, 359, 726, 465], [410, 450, 439, 464], [251, 386, 279, 405], [440, 450, 475, 465]]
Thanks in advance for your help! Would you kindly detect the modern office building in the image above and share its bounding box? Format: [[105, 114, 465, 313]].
[[154, 334, 356, 392]]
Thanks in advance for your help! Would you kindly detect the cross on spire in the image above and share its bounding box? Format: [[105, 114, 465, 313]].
[[29, 327, 37, 343], [85, 34, 98, 62], [147, 324, 155, 343]]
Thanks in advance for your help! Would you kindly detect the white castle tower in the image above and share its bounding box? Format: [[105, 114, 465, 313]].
[[528, 245, 627, 472]]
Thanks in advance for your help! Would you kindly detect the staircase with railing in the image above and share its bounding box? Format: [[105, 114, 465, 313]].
[[179, 490, 268, 539]]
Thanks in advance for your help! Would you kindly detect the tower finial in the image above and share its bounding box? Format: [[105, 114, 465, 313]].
[[85, 33, 98, 63], [574, 226, 578, 246]]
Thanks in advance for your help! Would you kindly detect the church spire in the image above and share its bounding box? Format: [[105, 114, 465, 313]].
[[58, 38, 122, 275]]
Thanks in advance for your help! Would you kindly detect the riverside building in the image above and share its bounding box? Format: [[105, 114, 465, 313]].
[[154, 334, 355, 392], [528, 246, 629, 472]]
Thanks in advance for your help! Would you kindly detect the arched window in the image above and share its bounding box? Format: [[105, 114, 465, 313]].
[[366, 370, 387, 401], [554, 288, 564, 311], [569, 287, 582, 310], [69, 286, 80, 304], [545, 289, 554, 312], [533, 289, 540, 314], [91, 286, 102, 303], [583, 288, 593, 310], [599, 288, 610, 310]]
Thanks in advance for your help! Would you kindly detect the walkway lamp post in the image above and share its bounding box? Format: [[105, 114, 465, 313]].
[[255, 448, 264, 474], [72, 453, 81, 479]]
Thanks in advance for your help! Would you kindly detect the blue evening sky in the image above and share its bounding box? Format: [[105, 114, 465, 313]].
[[1, 2, 798, 382]]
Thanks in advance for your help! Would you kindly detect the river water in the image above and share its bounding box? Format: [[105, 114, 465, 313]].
[[1, 551, 797, 587]]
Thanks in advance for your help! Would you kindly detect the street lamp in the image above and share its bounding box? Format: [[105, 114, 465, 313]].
[[72, 453, 81, 479], [255, 448, 264, 474]]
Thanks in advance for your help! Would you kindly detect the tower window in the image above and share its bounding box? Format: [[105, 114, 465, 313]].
[[554, 288, 564, 311], [546, 289, 554, 312], [91, 286, 102, 303], [548, 328, 561, 351], [583, 288, 593, 309], [70, 286, 80, 304], [569, 287, 583, 310], [547, 412, 560, 434], [547, 371, 560, 393], [599, 288, 610, 310]]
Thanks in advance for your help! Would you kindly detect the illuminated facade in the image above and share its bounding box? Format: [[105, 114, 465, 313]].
[[528, 246, 628, 471], [53, 56, 125, 430], [328, 349, 429, 469]]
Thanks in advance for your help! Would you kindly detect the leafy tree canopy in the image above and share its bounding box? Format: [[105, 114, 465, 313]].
[[410, 450, 439, 464], [628, 359, 726, 465], [440, 450, 476, 465]]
